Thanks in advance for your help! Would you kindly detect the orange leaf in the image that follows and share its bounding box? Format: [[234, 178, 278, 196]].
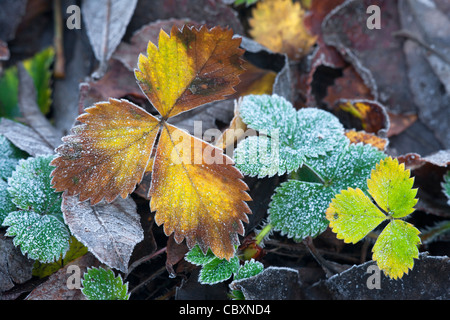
[[135, 25, 245, 119], [51, 98, 160, 204], [150, 123, 251, 259]]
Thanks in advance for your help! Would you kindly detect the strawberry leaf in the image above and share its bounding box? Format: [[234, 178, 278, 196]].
[[81, 267, 129, 300], [234, 94, 345, 177]]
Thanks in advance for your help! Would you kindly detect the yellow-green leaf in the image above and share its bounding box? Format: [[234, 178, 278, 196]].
[[367, 157, 418, 218], [326, 187, 386, 244], [372, 219, 421, 279]]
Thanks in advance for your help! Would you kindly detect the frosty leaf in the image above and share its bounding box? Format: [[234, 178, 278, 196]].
[[372, 220, 421, 279], [8, 156, 61, 215], [150, 124, 251, 260], [249, 0, 316, 60], [367, 157, 418, 218], [185, 245, 217, 266], [0, 179, 16, 224], [81, 267, 129, 300], [234, 94, 345, 177], [326, 156, 420, 279], [51, 98, 160, 205], [269, 143, 386, 240], [326, 188, 386, 243], [0, 134, 27, 181], [443, 171, 450, 205], [2, 211, 70, 263], [62, 194, 144, 273], [233, 259, 264, 281], [199, 256, 240, 285], [135, 25, 244, 119]]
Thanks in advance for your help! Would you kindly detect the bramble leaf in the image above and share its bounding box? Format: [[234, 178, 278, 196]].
[[51, 98, 160, 204], [234, 94, 345, 178], [269, 143, 385, 240], [326, 157, 420, 279], [199, 256, 240, 285], [151, 124, 251, 260], [135, 25, 244, 119], [367, 157, 418, 218], [81, 267, 129, 300], [249, 0, 316, 60], [372, 220, 421, 280]]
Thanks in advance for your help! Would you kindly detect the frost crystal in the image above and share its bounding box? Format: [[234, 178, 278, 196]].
[[0, 179, 16, 224], [269, 143, 386, 240], [0, 134, 27, 181], [234, 259, 264, 281], [234, 94, 345, 177]]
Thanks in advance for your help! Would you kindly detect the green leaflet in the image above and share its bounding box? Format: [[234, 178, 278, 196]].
[[0, 179, 16, 224], [442, 171, 450, 205], [234, 94, 345, 177], [3, 155, 71, 263], [0, 134, 27, 181], [0, 47, 54, 119], [269, 142, 386, 240], [82, 267, 129, 300], [3, 211, 70, 263], [233, 259, 264, 281]]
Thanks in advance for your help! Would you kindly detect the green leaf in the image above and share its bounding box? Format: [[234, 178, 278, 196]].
[[269, 143, 386, 240], [22, 46, 54, 115], [8, 155, 61, 215], [199, 256, 240, 285], [326, 188, 386, 243], [82, 267, 129, 300], [185, 245, 217, 266], [2, 210, 71, 263], [234, 94, 345, 177], [0, 179, 16, 224], [0, 134, 27, 181], [233, 259, 264, 281], [32, 236, 88, 278], [367, 157, 417, 218], [372, 219, 421, 279], [0, 47, 54, 119], [442, 171, 450, 205]]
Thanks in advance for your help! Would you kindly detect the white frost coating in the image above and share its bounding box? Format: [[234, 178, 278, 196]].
[[62, 194, 144, 273], [199, 256, 240, 285]]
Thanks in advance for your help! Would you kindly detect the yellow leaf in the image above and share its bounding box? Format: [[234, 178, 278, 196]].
[[150, 124, 251, 259], [249, 0, 316, 60]]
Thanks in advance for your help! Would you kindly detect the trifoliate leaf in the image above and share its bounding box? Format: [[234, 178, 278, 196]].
[[0, 134, 27, 181], [51, 25, 250, 261], [199, 256, 240, 285], [326, 157, 420, 279], [2, 211, 71, 263], [372, 219, 420, 280], [441, 171, 450, 205], [8, 155, 61, 215], [326, 188, 386, 243], [367, 157, 418, 218], [0, 179, 16, 224], [234, 259, 264, 281], [81, 267, 129, 300], [269, 143, 386, 240], [185, 245, 217, 266], [234, 94, 345, 178]]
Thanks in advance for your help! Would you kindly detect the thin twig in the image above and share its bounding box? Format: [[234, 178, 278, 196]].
[[125, 247, 167, 278], [53, 0, 65, 78]]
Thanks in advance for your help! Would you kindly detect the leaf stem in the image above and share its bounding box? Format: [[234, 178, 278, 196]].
[[255, 223, 273, 245]]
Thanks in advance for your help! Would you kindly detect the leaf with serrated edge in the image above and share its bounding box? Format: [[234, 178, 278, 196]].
[[372, 219, 421, 279], [199, 256, 240, 284], [150, 124, 251, 260], [326, 188, 386, 243], [185, 245, 216, 266], [235, 94, 345, 177], [135, 25, 244, 119], [367, 157, 417, 218], [51, 98, 160, 205], [82, 267, 129, 300]]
